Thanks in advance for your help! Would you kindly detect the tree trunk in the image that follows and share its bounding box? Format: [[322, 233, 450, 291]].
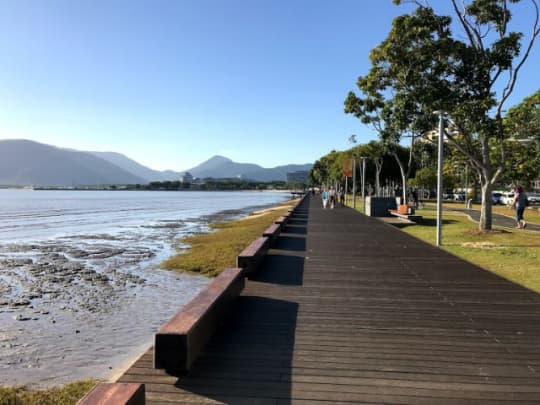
[[478, 138, 494, 231], [374, 158, 383, 196], [393, 153, 408, 203], [479, 180, 493, 230]]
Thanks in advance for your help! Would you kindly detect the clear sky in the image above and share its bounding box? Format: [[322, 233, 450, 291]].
[[1, 1, 539, 171]]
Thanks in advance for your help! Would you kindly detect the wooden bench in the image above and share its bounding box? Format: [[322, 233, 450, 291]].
[[154, 267, 244, 372], [77, 383, 145, 405], [237, 236, 270, 275], [263, 223, 281, 246]]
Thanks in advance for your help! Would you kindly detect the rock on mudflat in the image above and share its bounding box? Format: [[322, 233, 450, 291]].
[[10, 299, 31, 307], [13, 314, 31, 321]]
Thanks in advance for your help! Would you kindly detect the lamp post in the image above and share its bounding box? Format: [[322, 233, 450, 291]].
[[349, 134, 358, 210], [352, 157, 357, 209], [360, 156, 367, 214], [434, 111, 445, 247], [464, 164, 469, 208]]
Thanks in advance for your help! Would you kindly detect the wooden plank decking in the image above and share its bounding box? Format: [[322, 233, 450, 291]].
[[118, 195, 540, 404]]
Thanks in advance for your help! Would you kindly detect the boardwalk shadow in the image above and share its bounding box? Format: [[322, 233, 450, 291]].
[[251, 254, 305, 286], [287, 218, 308, 226], [273, 235, 306, 251], [283, 224, 307, 234], [392, 218, 459, 229], [172, 296, 298, 404], [250, 220, 308, 285]]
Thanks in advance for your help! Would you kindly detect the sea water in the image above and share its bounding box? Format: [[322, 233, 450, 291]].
[[0, 189, 289, 386]]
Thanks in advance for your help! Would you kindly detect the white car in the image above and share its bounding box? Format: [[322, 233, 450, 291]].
[[528, 193, 540, 205], [499, 192, 515, 205]]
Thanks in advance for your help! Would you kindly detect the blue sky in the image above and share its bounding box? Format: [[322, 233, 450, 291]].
[[1, 1, 539, 171]]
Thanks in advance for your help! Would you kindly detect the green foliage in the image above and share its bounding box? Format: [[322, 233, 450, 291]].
[[502, 89, 540, 186], [143, 179, 288, 191], [346, 0, 540, 229], [162, 203, 293, 277], [309, 143, 406, 193], [410, 166, 437, 188], [0, 381, 96, 405], [309, 150, 344, 186]]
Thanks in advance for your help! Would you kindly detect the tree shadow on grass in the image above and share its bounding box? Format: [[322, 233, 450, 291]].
[[392, 218, 459, 229]]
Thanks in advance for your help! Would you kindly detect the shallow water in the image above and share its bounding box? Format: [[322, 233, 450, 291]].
[[0, 190, 289, 386]]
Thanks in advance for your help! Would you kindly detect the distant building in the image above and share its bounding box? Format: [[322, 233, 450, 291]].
[[287, 170, 309, 184], [180, 172, 193, 183]]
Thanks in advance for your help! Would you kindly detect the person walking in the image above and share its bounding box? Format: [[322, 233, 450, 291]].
[[511, 186, 528, 229], [339, 188, 345, 207], [322, 188, 329, 209], [329, 187, 336, 210]]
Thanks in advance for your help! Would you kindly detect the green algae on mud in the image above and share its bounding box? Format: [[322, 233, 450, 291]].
[[162, 200, 296, 277], [0, 380, 97, 405]]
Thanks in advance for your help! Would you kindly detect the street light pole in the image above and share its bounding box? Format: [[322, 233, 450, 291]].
[[436, 111, 445, 247], [352, 157, 357, 209], [361, 157, 367, 214], [464, 164, 469, 208]]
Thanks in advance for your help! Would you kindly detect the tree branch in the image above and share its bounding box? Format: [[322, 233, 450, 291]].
[[497, 0, 540, 116]]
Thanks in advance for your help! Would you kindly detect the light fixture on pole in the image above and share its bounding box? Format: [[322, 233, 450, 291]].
[[434, 111, 445, 247], [352, 158, 357, 209], [360, 156, 367, 214]]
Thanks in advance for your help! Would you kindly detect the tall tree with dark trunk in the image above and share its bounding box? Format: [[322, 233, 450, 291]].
[[348, 0, 539, 230]]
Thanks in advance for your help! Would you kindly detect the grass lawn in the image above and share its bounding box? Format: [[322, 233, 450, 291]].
[[398, 206, 540, 293], [0, 381, 96, 405], [162, 199, 296, 277]]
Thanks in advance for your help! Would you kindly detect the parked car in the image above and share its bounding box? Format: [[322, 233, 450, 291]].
[[443, 190, 454, 200], [492, 192, 502, 205], [453, 192, 466, 201], [499, 192, 515, 205], [528, 193, 540, 205]]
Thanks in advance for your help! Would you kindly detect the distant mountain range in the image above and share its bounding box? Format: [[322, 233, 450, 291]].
[[185, 155, 313, 182], [0, 139, 312, 186]]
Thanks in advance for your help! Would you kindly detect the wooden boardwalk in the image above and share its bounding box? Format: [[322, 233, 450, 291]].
[[118, 195, 540, 404]]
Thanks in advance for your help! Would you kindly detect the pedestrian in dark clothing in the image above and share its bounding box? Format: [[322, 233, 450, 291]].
[[511, 186, 528, 229]]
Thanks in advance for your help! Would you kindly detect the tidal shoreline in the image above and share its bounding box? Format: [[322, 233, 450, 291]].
[[0, 195, 289, 388]]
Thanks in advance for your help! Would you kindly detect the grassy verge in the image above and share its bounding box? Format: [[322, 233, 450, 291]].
[[395, 206, 540, 293], [0, 380, 96, 405], [162, 200, 296, 277]]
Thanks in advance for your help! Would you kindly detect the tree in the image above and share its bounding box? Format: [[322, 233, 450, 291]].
[[353, 0, 539, 230], [345, 68, 424, 203], [502, 89, 540, 186], [348, 136, 388, 196], [410, 166, 437, 191], [309, 150, 343, 188], [364, 141, 387, 196]]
